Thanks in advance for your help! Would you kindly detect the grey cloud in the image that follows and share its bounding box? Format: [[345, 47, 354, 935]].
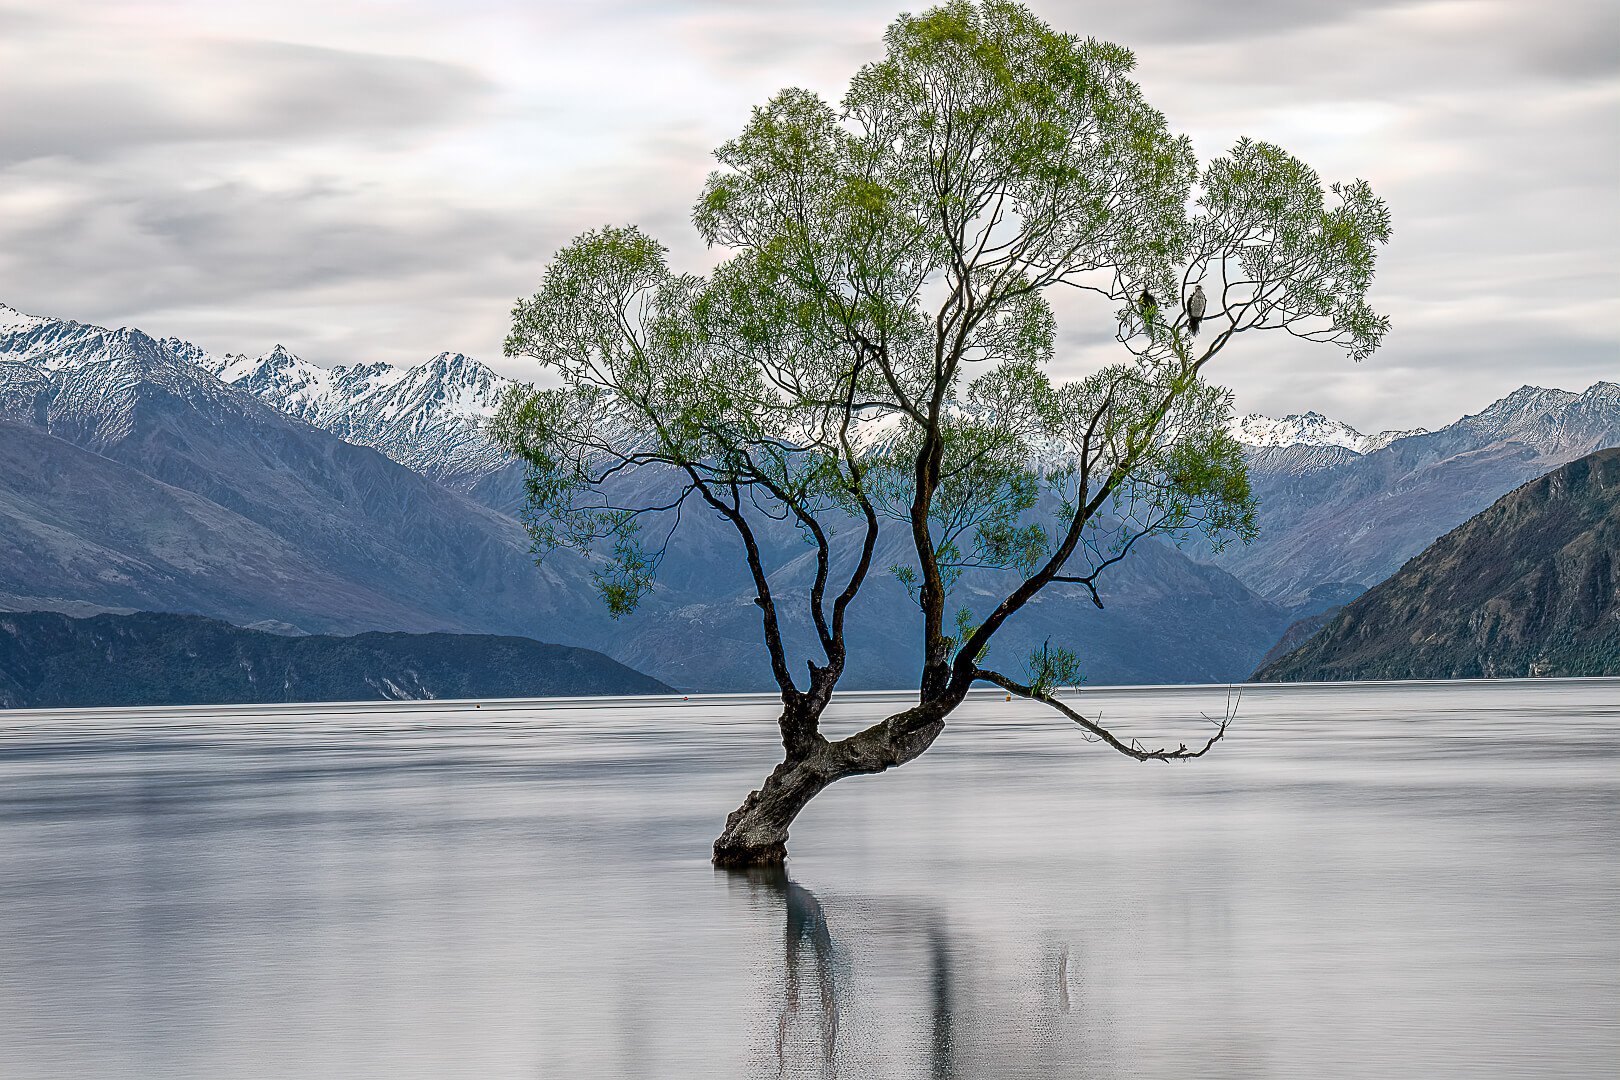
[[0, 36, 491, 164], [1116, 0, 1618, 108], [635, 0, 1419, 50], [686, 21, 880, 74], [1038, 0, 1421, 47], [1483, 1, 1618, 82], [0, 153, 557, 368], [0, 5, 49, 31], [205, 40, 493, 134]]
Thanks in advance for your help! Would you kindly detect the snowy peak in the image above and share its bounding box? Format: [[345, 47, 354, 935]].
[[201, 344, 516, 484], [206, 348, 512, 432], [1230, 411, 1426, 455], [1231, 383, 1614, 459], [1448, 384, 1611, 456], [206, 346, 342, 422], [2, 312, 209, 380], [362, 351, 511, 427], [0, 318, 317, 451], [0, 308, 122, 371], [0, 303, 50, 335], [157, 336, 217, 368]]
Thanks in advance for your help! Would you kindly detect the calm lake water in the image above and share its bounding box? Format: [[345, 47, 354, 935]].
[[0, 680, 1616, 1079]]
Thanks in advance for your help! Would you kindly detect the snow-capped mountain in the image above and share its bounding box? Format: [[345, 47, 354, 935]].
[[1, 300, 518, 495], [1230, 410, 1426, 454], [188, 343, 516, 487], [1207, 381, 1620, 605], [0, 304, 148, 373], [0, 303, 49, 336], [1447, 383, 1620, 458], [0, 303, 622, 653]]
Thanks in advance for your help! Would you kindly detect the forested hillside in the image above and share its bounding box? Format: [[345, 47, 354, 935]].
[[0, 611, 671, 708]]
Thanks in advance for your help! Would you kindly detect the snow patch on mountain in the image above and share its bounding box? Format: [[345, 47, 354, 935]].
[[1448, 383, 1619, 457], [1230, 411, 1427, 455]]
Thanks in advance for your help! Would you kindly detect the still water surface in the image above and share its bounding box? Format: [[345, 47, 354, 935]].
[[0, 680, 1616, 1078]]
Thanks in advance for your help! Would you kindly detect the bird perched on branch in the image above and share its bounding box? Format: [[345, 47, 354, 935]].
[[1186, 284, 1207, 336], [1139, 290, 1158, 341]]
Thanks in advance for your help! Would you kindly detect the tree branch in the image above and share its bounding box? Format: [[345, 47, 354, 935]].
[[974, 669, 1235, 762]]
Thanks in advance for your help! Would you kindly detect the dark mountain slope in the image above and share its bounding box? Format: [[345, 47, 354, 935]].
[[0, 611, 670, 708], [1253, 448, 1619, 681], [0, 419, 455, 632]]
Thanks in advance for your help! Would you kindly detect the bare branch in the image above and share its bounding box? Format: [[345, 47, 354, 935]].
[[974, 669, 1235, 762]]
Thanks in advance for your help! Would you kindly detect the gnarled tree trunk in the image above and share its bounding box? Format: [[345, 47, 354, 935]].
[[712, 705, 949, 867]]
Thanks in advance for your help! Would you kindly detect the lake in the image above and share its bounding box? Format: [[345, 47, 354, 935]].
[[0, 679, 1615, 1078]]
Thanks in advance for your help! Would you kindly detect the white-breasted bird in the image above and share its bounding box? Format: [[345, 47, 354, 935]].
[[1186, 284, 1207, 336]]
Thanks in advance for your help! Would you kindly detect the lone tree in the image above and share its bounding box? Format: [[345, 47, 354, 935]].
[[492, 0, 1389, 867]]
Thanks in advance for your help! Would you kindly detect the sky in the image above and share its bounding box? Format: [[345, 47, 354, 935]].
[[1, 0, 1614, 433]]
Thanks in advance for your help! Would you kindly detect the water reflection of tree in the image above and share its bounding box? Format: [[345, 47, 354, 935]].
[[729, 868, 970, 1079], [728, 866, 842, 1077], [726, 869, 1099, 1078]]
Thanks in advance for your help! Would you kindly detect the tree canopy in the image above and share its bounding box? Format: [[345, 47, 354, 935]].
[[491, 0, 1389, 866]]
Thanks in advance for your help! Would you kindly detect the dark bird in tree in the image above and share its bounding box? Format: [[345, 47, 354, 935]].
[[1187, 284, 1207, 335], [492, 0, 1391, 868], [1138, 290, 1159, 342]]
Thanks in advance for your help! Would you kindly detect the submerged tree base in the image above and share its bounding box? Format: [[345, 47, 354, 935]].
[[713, 836, 788, 868], [712, 712, 951, 867], [712, 785, 788, 867], [711, 758, 832, 867]]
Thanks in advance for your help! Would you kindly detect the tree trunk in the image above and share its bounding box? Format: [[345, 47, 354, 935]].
[[712, 709, 948, 867]]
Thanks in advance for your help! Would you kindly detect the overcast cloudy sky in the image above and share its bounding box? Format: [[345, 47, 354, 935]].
[[1, 0, 1614, 431]]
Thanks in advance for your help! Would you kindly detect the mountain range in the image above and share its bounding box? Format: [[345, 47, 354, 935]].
[[1254, 448, 1618, 681], [0, 308, 620, 644], [1178, 383, 1619, 611], [2, 301, 1615, 690], [186, 326, 1620, 616]]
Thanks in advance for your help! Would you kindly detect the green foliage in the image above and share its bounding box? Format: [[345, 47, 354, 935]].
[[1024, 639, 1082, 696], [491, 1, 1388, 697], [946, 607, 990, 664], [1184, 138, 1392, 363]]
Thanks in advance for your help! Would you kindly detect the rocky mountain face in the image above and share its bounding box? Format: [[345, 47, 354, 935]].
[[0, 610, 671, 708], [1253, 448, 1619, 681], [1215, 382, 1620, 608]]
